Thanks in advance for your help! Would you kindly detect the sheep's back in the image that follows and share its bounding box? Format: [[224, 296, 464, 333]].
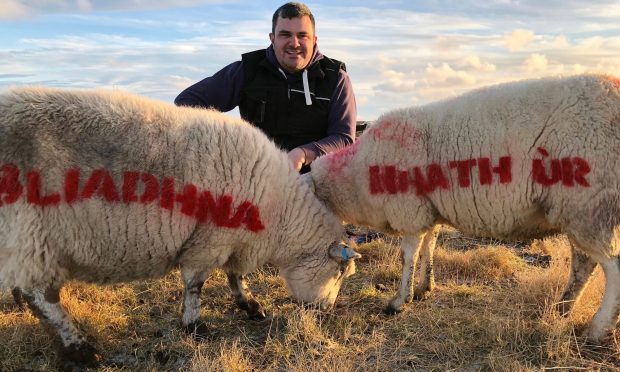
[[0, 87, 295, 287], [317, 74, 620, 240]]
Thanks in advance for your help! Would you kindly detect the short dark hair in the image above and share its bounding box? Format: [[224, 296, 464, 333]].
[[272, 2, 315, 34]]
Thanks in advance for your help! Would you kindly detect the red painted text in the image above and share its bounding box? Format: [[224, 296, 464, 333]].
[[0, 165, 265, 232]]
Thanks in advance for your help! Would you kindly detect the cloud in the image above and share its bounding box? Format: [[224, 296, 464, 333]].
[[356, 95, 369, 106], [168, 75, 195, 90], [374, 80, 417, 93], [551, 35, 571, 49], [432, 35, 463, 52], [0, 0, 31, 19], [3, 1, 620, 120], [577, 36, 605, 51], [373, 69, 417, 93], [425, 63, 477, 85], [459, 55, 496, 72], [523, 53, 548, 72], [0, 0, 237, 19], [503, 29, 535, 52]]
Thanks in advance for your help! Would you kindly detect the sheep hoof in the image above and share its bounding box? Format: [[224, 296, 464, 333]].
[[555, 301, 573, 317], [11, 287, 25, 311], [583, 325, 614, 347], [248, 309, 267, 321], [184, 321, 212, 341], [239, 299, 267, 321], [582, 334, 614, 352], [413, 290, 430, 301], [383, 305, 402, 315], [59, 341, 101, 371]]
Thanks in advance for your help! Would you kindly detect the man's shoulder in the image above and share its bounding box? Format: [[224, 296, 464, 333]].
[[241, 48, 267, 62], [318, 54, 346, 73], [241, 49, 271, 83]]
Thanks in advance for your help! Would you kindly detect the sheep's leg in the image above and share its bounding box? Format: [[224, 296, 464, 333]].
[[180, 267, 211, 340], [414, 227, 438, 300], [565, 192, 620, 342], [22, 287, 100, 369], [11, 287, 25, 310], [385, 233, 424, 315], [587, 256, 620, 342], [556, 242, 597, 316], [227, 272, 266, 320]]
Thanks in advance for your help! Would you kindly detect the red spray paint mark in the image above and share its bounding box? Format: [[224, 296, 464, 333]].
[[449, 159, 477, 188], [477, 157, 512, 185], [196, 192, 264, 231], [81, 169, 120, 202], [122, 171, 140, 203], [411, 164, 450, 195], [607, 76, 620, 90], [176, 184, 198, 216], [369, 155, 513, 196], [140, 173, 159, 203], [27, 171, 61, 206], [0, 165, 265, 233], [160, 177, 175, 210], [370, 163, 450, 196], [64, 169, 81, 203], [572, 157, 591, 187], [532, 147, 590, 187], [425, 164, 450, 193], [367, 120, 423, 149], [327, 138, 360, 175], [0, 164, 24, 206], [369, 165, 384, 194], [369, 148, 590, 196]]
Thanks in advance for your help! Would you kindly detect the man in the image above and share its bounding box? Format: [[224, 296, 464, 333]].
[[175, 2, 356, 173]]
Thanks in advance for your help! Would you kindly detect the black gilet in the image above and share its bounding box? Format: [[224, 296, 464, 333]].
[[239, 49, 345, 151]]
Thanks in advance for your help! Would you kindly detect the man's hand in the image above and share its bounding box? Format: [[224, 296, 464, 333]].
[[288, 148, 306, 171]]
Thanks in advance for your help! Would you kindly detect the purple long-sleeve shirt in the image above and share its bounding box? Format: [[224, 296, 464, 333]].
[[174, 45, 356, 163]]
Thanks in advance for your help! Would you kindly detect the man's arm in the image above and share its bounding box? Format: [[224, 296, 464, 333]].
[[297, 68, 357, 165], [174, 61, 245, 111]]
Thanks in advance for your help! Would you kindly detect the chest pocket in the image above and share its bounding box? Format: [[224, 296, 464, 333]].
[[241, 79, 287, 135], [287, 83, 329, 138]]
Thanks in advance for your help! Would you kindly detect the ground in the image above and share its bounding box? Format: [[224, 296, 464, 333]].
[[1, 229, 618, 371]]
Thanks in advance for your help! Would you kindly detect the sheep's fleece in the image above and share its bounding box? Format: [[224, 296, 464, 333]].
[[310, 74, 620, 343], [0, 87, 358, 369]]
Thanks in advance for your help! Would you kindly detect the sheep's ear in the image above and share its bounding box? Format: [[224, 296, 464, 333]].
[[329, 243, 361, 262], [300, 173, 315, 193]]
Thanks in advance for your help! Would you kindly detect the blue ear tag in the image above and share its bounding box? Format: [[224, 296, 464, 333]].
[[341, 246, 350, 261]]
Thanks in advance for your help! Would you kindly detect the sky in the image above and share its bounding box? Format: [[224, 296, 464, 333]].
[[1, 0, 620, 120]]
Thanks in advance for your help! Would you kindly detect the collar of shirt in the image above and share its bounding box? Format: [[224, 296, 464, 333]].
[[265, 44, 324, 82]]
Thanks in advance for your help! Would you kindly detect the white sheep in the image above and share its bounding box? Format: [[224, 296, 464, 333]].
[[0, 87, 360, 369], [308, 73, 620, 343]]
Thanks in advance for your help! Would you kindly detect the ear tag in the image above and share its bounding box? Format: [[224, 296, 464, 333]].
[[341, 246, 350, 261]]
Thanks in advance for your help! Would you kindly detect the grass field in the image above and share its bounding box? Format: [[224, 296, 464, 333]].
[[1, 230, 618, 371]]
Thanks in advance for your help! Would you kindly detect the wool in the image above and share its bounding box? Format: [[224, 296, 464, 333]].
[[0, 87, 358, 368], [311, 73, 620, 343]]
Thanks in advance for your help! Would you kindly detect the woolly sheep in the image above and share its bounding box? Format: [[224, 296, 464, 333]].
[[308, 74, 620, 343], [0, 87, 360, 369]]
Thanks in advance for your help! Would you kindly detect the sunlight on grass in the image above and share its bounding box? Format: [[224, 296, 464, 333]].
[[1, 230, 616, 370]]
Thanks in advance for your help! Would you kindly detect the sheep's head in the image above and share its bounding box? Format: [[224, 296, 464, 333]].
[[280, 241, 360, 310]]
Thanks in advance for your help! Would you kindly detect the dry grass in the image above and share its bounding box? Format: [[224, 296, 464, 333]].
[[2, 231, 619, 371]]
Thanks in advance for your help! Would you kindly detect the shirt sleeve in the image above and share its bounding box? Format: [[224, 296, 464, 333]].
[[299, 68, 357, 164], [174, 61, 245, 112]]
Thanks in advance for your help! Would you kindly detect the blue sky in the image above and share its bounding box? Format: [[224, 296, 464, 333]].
[[2, 0, 620, 120]]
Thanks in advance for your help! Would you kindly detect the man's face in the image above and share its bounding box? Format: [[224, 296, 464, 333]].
[[269, 15, 317, 74]]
